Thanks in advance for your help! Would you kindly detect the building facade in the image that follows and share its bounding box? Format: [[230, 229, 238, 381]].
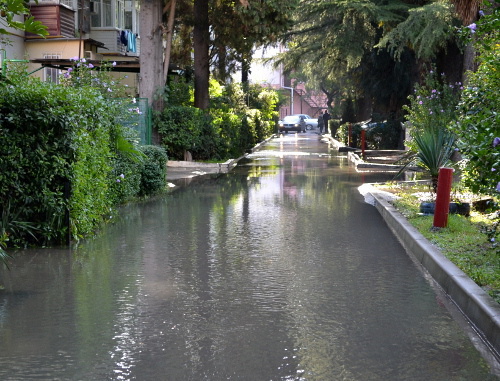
[[250, 45, 327, 120], [1, 0, 140, 91]]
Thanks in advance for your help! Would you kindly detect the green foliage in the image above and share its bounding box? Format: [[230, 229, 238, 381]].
[[164, 76, 194, 107], [376, 1, 459, 61], [388, 184, 500, 303], [0, 0, 48, 38], [107, 154, 142, 206], [0, 58, 157, 248], [401, 67, 459, 190], [455, 5, 500, 197], [403, 66, 461, 139], [156, 80, 278, 161], [138, 145, 168, 196], [411, 127, 456, 190], [155, 105, 205, 160]]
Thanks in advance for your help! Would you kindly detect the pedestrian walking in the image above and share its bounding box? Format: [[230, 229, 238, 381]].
[[317, 113, 324, 134], [322, 110, 331, 134]]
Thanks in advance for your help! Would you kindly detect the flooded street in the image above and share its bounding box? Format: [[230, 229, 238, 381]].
[[0, 133, 498, 380]]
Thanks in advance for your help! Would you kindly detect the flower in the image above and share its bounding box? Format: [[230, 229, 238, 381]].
[[496, 182, 500, 192], [467, 23, 477, 33], [479, 10, 485, 17], [419, 101, 423, 105], [493, 137, 500, 147], [112, 61, 117, 66], [119, 174, 125, 179], [88, 63, 94, 69]]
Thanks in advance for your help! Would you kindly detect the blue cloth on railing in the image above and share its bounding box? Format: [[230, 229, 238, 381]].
[[127, 32, 136, 53]]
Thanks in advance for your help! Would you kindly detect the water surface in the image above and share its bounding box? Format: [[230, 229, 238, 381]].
[[0, 133, 498, 380]]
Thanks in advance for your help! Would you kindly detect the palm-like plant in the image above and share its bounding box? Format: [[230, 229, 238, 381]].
[[401, 127, 456, 192]]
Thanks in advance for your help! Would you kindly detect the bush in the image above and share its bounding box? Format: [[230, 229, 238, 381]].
[[156, 80, 279, 161], [455, 7, 500, 196], [155, 105, 204, 160], [138, 145, 168, 196], [107, 154, 141, 205], [0, 73, 120, 243]]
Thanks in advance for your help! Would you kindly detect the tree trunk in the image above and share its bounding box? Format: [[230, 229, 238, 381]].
[[162, 0, 177, 86], [193, 0, 210, 110], [139, 0, 164, 113]]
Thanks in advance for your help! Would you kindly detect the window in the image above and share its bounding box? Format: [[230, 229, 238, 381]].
[[91, 0, 113, 28], [91, 0, 137, 31], [43, 54, 61, 84]]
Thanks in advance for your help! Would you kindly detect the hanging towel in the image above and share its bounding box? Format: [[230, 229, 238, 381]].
[[127, 32, 137, 53]]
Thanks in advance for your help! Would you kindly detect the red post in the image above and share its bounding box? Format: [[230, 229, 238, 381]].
[[433, 167, 454, 228], [361, 129, 366, 159], [348, 123, 352, 147]]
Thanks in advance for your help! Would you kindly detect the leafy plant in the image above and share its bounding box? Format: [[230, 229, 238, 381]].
[[0, 0, 48, 47], [454, 5, 500, 196], [412, 127, 456, 192], [0, 201, 38, 268], [138, 145, 168, 196]]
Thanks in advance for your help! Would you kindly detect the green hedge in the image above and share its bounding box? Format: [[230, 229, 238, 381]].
[[156, 81, 279, 161], [1, 75, 168, 247]]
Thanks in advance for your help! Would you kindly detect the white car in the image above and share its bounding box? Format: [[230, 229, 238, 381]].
[[292, 114, 318, 130], [278, 115, 306, 133]]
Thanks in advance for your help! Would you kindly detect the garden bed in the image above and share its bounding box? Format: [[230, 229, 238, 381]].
[[373, 181, 500, 304]]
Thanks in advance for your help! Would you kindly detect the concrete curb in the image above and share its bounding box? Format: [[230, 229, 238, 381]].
[[369, 189, 500, 356], [166, 135, 276, 181]]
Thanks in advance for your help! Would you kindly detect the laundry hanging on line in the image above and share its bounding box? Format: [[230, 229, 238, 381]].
[[119, 30, 137, 53]]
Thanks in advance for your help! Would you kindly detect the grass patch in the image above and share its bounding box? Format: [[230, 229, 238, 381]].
[[376, 181, 500, 304]]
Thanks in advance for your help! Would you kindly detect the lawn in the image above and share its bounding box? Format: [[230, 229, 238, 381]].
[[374, 181, 500, 304]]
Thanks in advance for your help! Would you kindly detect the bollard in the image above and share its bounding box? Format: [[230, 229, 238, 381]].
[[433, 167, 454, 228], [361, 129, 366, 160]]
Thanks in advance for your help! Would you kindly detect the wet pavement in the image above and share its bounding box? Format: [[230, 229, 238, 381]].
[[0, 130, 499, 380]]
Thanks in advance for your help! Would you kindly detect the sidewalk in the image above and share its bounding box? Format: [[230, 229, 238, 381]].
[[165, 135, 274, 184]]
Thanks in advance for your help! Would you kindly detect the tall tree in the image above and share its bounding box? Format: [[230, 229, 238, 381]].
[[188, 0, 297, 109], [139, 0, 164, 113], [162, 0, 177, 86], [193, 0, 210, 109], [275, 0, 468, 122]]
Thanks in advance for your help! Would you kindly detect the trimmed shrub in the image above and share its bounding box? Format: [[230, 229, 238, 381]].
[[155, 105, 204, 160], [139, 145, 168, 196]]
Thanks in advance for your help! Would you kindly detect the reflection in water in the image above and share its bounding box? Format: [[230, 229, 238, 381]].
[[0, 134, 498, 380]]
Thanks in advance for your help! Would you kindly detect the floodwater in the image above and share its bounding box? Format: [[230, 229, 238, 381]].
[[0, 132, 498, 380]]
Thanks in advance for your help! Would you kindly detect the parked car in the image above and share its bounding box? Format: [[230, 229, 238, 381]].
[[292, 114, 318, 130], [278, 115, 306, 133]]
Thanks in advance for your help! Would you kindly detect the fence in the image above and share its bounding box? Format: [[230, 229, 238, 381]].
[[117, 97, 152, 145]]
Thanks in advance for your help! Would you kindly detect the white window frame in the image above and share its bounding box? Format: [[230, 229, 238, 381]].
[[43, 54, 62, 84]]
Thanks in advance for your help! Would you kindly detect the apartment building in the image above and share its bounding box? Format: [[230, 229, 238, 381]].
[[1, 0, 140, 91]]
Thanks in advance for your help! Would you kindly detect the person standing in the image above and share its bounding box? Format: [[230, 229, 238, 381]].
[[322, 110, 331, 134], [317, 112, 324, 134]]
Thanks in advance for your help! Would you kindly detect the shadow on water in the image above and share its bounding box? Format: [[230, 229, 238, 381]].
[[0, 133, 498, 380]]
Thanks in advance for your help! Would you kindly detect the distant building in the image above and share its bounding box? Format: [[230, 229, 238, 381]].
[[1, 0, 140, 93], [249, 44, 327, 119]]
